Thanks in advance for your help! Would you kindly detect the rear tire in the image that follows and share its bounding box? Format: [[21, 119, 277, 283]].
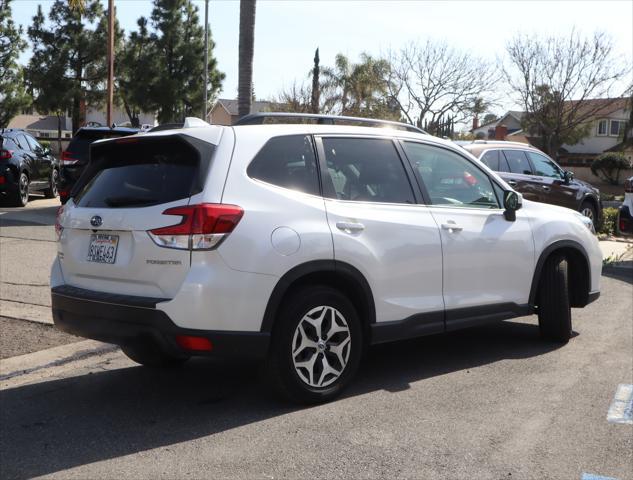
[[9, 172, 29, 207], [121, 340, 189, 368], [537, 253, 572, 343], [266, 285, 363, 404], [44, 169, 59, 198]]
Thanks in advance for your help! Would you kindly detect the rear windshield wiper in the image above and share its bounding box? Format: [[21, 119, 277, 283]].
[[103, 196, 158, 207]]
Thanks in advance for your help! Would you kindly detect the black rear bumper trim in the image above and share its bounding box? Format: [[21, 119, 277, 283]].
[[51, 286, 270, 359]]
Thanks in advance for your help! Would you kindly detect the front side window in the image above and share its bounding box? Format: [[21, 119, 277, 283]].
[[247, 135, 320, 195], [322, 137, 415, 204], [403, 142, 499, 209], [503, 150, 532, 175], [25, 135, 42, 153], [610, 120, 624, 137], [597, 119, 608, 136], [526, 152, 563, 179]]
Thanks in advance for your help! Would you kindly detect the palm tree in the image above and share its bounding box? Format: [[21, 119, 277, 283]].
[[238, 0, 256, 119]]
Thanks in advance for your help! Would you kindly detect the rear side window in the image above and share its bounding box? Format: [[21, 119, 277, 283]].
[[74, 138, 202, 208], [247, 135, 320, 195], [480, 150, 500, 170], [1, 137, 19, 150], [16, 135, 30, 151], [322, 137, 415, 204], [503, 150, 532, 175]]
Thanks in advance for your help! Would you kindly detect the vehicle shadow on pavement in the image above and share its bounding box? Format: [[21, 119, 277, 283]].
[[0, 205, 59, 227], [0, 319, 560, 479]]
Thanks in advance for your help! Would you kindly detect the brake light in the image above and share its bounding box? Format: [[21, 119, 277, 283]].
[[0, 149, 13, 160], [625, 179, 633, 193], [148, 203, 244, 250], [0, 176, 5, 184], [55, 205, 65, 241], [175, 335, 213, 352], [61, 150, 78, 165]]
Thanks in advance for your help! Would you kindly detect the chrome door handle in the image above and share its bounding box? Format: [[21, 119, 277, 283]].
[[507, 180, 518, 187], [441, 223, 463, 232], [336, 221, 365, 233], [541, 185, 551, 191]]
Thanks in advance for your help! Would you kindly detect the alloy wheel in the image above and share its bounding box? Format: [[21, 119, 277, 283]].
[[19, 174, 29, 205], [291, 305, 352, 388], [581, 207, 594, 222]]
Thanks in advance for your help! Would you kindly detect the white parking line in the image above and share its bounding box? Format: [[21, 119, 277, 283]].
[[581, 473, 619, 480], [607, 384, 633, 425]]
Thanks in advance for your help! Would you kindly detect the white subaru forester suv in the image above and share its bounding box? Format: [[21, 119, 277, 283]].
[[51, 114, 601, 403]]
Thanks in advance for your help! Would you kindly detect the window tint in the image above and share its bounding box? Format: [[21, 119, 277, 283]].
[[403, 142, 499, 209], [322, 137, 414, 204], [25, 135, 42, 152], [1, 137, 19, 150], [597, 119, 608, 135], [74, 139, 202, 208], [247, 135, 319, 195], [16, 135, 29, 151], [503, 150, 532, 175], [69, 130, 136, 159], [480, 150, 500, 170], [526, 152, 563, 179]]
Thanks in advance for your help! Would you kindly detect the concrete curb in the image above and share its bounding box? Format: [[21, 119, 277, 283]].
[[0, 299, 53, 325], [0, 340, 119, 383]]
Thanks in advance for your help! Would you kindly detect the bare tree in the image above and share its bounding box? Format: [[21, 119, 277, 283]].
[[503, 30, 631, 156], [387, 40, 498, 128], [274, 80, 312, 113]]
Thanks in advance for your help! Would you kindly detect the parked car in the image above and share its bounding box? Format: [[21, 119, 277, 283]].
[[58, 126, 139, 204], [617, 175, 633, 235], [460, 141, 603, 229], [0, 129, 59, 206], [51, 114, 601, 404]]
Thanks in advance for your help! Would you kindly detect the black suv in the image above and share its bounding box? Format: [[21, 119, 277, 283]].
[[0, 129, 59, 206], [461, 141, 603, 228], [58, 126, 139, 203]]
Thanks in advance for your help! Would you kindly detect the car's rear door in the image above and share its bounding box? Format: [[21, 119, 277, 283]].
[[401, 141, 535, 322], [316, 135, 444, 332], [501, 149, 543, 202], [57, 135, 215, 298]]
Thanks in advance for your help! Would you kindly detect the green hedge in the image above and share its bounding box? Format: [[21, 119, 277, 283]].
[[598, 207, 619, 236]]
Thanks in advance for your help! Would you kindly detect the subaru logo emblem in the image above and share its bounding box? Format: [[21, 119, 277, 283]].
[[90, 215, 103, 227]]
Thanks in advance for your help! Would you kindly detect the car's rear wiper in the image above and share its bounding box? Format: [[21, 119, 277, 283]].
[[104, 196, 158, 207]]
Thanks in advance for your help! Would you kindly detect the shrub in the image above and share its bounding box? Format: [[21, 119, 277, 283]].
[[590, 152, 632, 185], [598, 207, 619, 236]]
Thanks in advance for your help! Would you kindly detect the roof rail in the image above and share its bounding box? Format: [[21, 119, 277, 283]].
[[234, 112, 427, 134], [471, 139, 533, 147]]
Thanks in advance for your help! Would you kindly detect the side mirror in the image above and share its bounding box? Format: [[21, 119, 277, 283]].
[[503, 190, 522, 221], [564, 170, 574, 184]]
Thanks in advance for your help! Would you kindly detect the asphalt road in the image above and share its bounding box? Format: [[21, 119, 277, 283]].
[[0, 196, 632, 479]]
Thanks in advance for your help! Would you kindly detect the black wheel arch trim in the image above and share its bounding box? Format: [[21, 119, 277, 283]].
[[529, 239, 591, 307], [260, 260, 376, 333]]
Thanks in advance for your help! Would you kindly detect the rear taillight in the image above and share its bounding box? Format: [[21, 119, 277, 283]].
[[625, 179, 633, 193], [61, 150, 78, 165], [0, 176, 5, 184], [148, 203, 244, 251], [175, 335, 213, 352], [0, 150, 13, 160], [620, 217, 630, 233], [55, 205, 65, 241]]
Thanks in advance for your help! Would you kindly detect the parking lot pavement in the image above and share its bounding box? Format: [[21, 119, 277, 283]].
[[0, 274, 631, 480]]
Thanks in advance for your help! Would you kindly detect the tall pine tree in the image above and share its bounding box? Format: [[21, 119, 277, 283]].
[[148, 0, 224, 123], [0, 0, 31, 127], [26, 0, 107, 132]]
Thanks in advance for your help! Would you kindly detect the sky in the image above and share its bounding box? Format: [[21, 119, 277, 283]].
[[9, 0, 633, 116]]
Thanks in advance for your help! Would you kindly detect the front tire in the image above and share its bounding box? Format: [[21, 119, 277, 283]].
[[266, 286, 363, 404], [537, 253, 572, 343], [121, 340, 189, 368]]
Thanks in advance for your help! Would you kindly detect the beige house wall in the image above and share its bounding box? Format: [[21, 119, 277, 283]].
[[209, 106, 233, 126]]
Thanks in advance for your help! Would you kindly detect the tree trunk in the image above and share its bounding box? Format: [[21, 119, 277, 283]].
[[311, 48, 320, 114], [238, 0, 256, 120], [56, 113, 62, 153]]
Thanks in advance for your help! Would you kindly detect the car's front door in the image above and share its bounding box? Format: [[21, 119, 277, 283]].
[[525, 151, 579, 210], [15, 134, 38, 187], [316, 135, 445, 333], [501, 149, 543, 202], [25, 134, 52, 186], [400, 141, 535, 326]]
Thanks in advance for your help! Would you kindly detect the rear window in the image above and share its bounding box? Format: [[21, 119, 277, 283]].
[[68, 130, 136, 159], [74, 138, 202, 208]]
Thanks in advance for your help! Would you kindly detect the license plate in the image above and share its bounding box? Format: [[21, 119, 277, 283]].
[[87, 234, 119, 264]]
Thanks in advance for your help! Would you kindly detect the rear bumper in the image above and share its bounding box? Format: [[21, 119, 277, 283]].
[[51, 285, 270, 359]]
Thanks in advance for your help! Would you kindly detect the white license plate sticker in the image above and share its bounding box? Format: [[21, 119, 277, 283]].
[[87, 234, 119, 264]]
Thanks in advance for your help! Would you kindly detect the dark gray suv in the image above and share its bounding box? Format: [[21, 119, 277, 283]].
[[461, 141, 602, 228]]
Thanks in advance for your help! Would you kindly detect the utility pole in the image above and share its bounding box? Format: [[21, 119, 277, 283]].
[[106, 0, 114, 128], [203, 0, 209, 120]]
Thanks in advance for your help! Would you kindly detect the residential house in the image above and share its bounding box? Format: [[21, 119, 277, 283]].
[[208, 98, 275, 125], [472, 111, 525, 139], [7, 114, 73, 140]]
